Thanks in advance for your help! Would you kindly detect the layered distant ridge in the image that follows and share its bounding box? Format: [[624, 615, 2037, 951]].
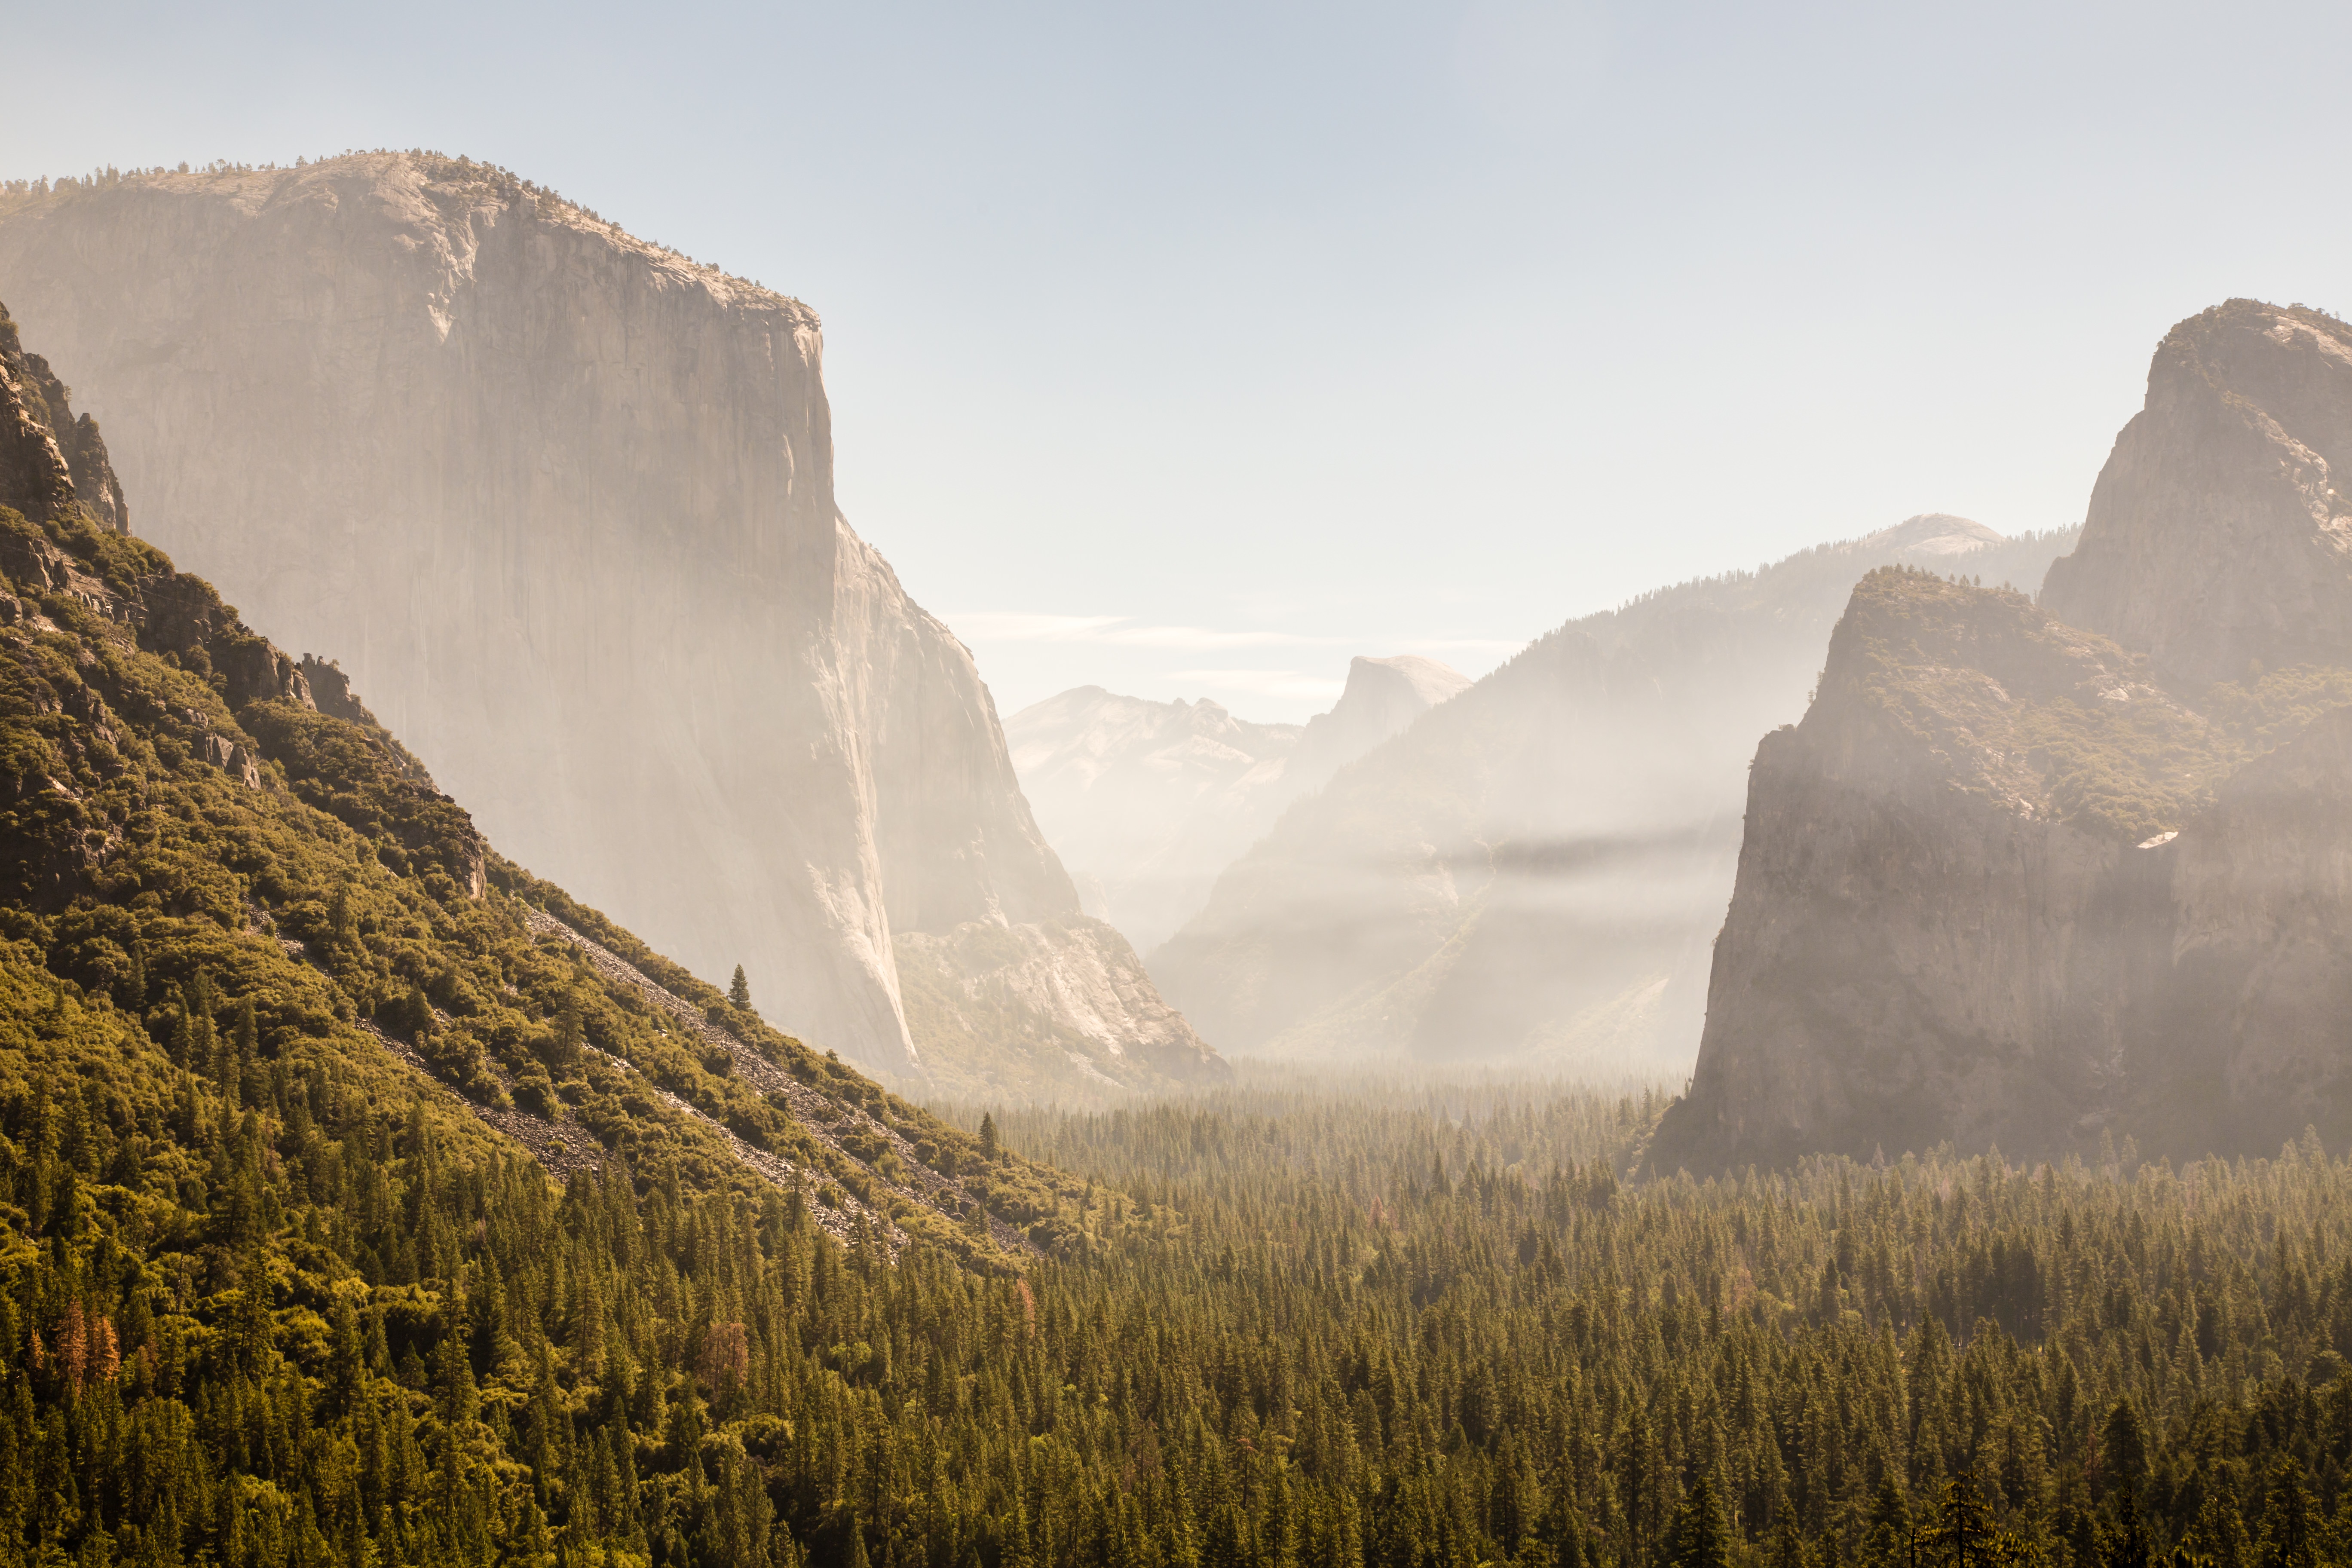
[[1008, 654, 1467, 952], [1151, 515, 2076, 1076]]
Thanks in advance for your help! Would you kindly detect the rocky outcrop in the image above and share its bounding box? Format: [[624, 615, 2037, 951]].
[[1655, 305, 2352, 1168], [1150, 515, 2076, 1074], [0, 302, 123, 529], [1651, 564, 2352, 1169], [896, 916, 1228, 1099], [1650, 571, 2178, 1167], [2043, 301, 2352, 682], [0, 154, 1208, 1088], [1005, 654, 1466, 952]]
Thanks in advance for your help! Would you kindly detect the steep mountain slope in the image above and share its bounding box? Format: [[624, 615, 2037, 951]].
[[1006, 654, 1467, 952], [1653, 301, 2352, 1170], [0, 301, 1218, 1568], [0, 297, 1096, 1269], [893, 914, 1225, 1099], [1151, 515, 2076, 1074], [0, 154, 1218, 1096]]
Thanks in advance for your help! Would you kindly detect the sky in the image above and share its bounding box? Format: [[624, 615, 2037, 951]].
[[10, 0, 2352, 721]]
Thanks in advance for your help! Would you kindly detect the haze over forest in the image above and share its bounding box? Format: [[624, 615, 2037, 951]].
[[7, 6, 2352, 1568]]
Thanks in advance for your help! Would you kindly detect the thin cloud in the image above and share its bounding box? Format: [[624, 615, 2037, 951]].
[[1400, 636, 1529, 658], [947, 612, 1129, 642], [1168, 668, 1349, 700], [949, 612, 1343, 651]]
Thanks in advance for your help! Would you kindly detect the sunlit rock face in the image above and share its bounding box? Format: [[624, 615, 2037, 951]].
[[0, 154, 1216, 1087], [1654, 303, 2352, 1172], [2043, 300, 2352, 683]]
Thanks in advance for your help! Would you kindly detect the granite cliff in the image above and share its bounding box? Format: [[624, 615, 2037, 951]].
[[0, 306, 126, 534], [1006, 653, 1467, 952], [0, 296, 1091, 1264], [1150, 516, 2076, 1075], [0, 154, 1220, 1093], [1653, 301, 2352, 1169], [2043, 300, 2352, 682]]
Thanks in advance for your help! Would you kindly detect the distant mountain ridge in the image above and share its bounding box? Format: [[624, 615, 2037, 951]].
[[1150, 513, 2079, 1075], [1008, 654, 1468, 952], [0, 151, 1221, 1098], [1653, 300, 2352, 1169]]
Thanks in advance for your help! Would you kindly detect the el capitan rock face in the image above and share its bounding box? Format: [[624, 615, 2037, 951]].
[[0, 154, 1212, 1087], [1655, 302, 2352, 1170]]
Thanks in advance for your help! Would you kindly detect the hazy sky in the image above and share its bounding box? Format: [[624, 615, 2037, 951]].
[[12, 1, 2352, 721]]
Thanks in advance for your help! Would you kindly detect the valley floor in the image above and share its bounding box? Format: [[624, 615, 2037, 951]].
[[10, 1045, 2339, 1568]]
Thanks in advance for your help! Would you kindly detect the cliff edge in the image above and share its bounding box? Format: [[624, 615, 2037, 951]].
[[1654, 301, 2352, 1169], [0, 154, 1217, 1092], [2043, 300, 2352, 682]]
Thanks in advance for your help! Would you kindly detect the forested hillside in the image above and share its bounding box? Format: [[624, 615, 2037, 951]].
[[15, 994, 2352, 1568], [0, 298, 1101, 1565], [939, 1090, 2352, 1568]]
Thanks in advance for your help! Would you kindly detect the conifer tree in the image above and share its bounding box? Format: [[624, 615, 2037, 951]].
[[1664, 1476, 1731, 1568], [2255, 1458, 2316, 1568], [234, 997, 260, 1103]]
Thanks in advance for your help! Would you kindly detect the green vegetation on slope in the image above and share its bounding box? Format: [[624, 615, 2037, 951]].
[[0, 431, 1147, 1561], [1831, 567, 2352, 844], [0, 493, 1097, 1265], [28, 960, 2352, 1568]]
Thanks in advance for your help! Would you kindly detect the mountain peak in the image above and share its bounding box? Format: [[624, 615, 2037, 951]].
[[1856, 513, 2006, 557], [2042, 297, 2352, 682], [1293, 654, 1469, 775], [1343, 653, 1474, 709]]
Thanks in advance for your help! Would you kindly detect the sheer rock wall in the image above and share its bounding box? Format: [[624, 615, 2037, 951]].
[[1655, 303, 2352, 1168], [0, 155, 1206, 1083]]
